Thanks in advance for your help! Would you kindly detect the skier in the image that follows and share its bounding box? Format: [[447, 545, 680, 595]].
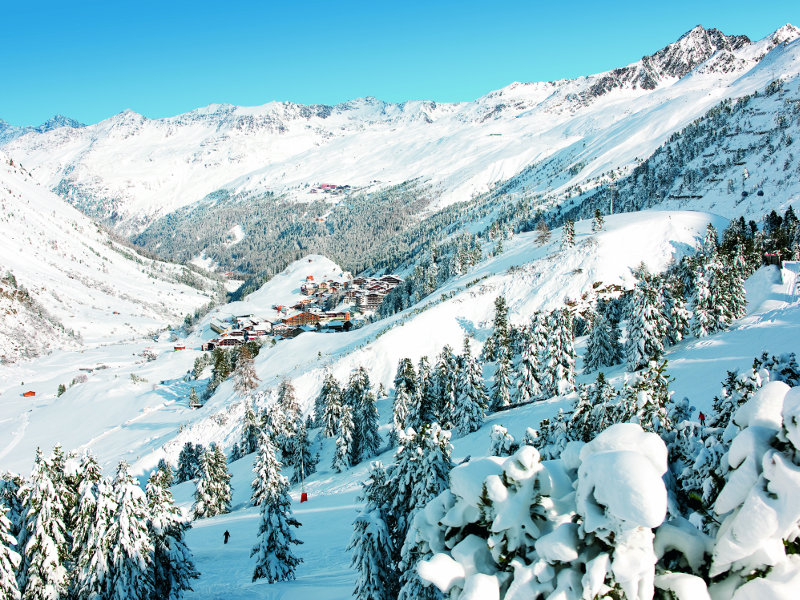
[[223, 530, 230, 544], [698, 412, 706, 427]]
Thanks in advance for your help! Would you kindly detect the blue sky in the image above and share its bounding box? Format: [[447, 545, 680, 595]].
[[1, 0, 798, 126]]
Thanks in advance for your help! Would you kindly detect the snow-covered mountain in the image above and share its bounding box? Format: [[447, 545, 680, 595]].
[[0, 152, 221, 362], [0, 114, 84, 145], [4, 25, 799, 240]]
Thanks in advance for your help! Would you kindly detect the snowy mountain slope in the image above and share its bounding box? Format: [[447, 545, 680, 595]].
[[0, 152, 221, 362], [4, 25, 799, 241], [159, 266, 800, 600], [0, 114, 83, 145], [0, 210, 718, 475], [3, 208, 800, 597], [561, 63, 800, 223]]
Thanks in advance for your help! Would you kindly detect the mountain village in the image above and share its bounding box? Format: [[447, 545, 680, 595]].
[[203, 271, 403, 349]]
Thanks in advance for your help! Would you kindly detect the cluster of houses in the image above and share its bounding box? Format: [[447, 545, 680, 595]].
[[201, 272, 403, 351]]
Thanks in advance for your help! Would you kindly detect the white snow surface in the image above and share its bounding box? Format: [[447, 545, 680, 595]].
[[0, 152, 218, 362]]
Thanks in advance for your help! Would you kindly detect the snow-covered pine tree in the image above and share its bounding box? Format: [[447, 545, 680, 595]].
[[15, 448, 70, 600], [207, 348, 232, 396], [0, 473, 23, 540], [515, 328, 542, 401], [390, 425, 453, 599], [349, 509, 393, 600], [71, 474, 115, 600], [390, 359, 417, 446], [561, 218, 575, 249], [488, 424, 516, 456], [316, 371, 342, 432], [146, 469, 198, 600], [349, 463, 396, 600], [332, 405, 355, 473], [240, 400, 262, 456], [592, 208, 604, 232], [432, 345, 458, 428], [721, 247, 747, 322], [490, 343, 513, 410], [233, 344, 260, 397], [542, 308, 576, 396], [535, 218, 551, 245], [452, 337, 488, 436], [619, 360, 672, 434], [414, 356, 437, 427], [251, 437, 302, 583], [285, 422, 317, 485], [483, 296, 510, 363], [347, 367, 382, 464], [275, 379, 301, 450], [584, 311, 622, 372], [691, 262, 714, 338], [0, 504, 20, 600], [625, 273, 667, 371], [663, 275, 691, 346], [107, 461, 154, 600], [192, 445, 232, 519], [252, 431, 278, 506], [175, 442, 203, 483]]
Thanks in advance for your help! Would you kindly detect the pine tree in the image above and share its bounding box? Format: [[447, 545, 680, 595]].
[[107, 462, 154, 600], [691, 263, 715, 338], [207, 348, 232, 395], [70, 452, 110, 600], [663, 276, 691, 346], [233, 344, 260, 397], [346, 367, 382, 464], [390, 425, 453, 598], [432, 345, 458, 428], [584, 311, 621, 372], [16, 449, 69, 600], [515, 329, 542, 402], [0, 504, 20, 600], [286, 422, 317, 485], [146, 470, 198, 600], [390, 368, 414, 447], [240, 400, 262, 456], [332, 405, 355, 473], [175, 442, 203, 483], [193, 445, 231, 519], [542, 309, 576, 396], [452, 338, 488, 436], [535, 218, 551, 245], [561, 219, 575, 249], [592, 209, 605, 232], [348, 463, 396, 600], [349, 510, 393, 600], [188, 387, 200, 407], [316, 371, 342, 431], [251, 438, 302, 583], [0, 473, 23, 541], [414, 356, 437, 427], [490, 344, 513, 410], [625, 274, 668, 371]]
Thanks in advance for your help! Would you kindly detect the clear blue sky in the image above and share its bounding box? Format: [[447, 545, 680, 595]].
[[1, 0, 798, 126]]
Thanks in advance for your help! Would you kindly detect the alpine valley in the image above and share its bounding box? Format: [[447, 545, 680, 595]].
[[1, 23, 800, 600]]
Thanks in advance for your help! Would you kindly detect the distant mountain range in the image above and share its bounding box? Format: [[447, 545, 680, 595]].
[[0, 114, 84, 144], [2, 24, 799, 276]]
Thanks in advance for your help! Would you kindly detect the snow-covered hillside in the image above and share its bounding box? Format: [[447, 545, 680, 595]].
[[3, 207, 800, 598], [0, 210, 718, 474], [0, 152, 221, 362], [4, 25, 799, 237]]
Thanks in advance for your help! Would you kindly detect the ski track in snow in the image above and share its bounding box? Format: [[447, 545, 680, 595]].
[[0, 409, 30, 462]]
